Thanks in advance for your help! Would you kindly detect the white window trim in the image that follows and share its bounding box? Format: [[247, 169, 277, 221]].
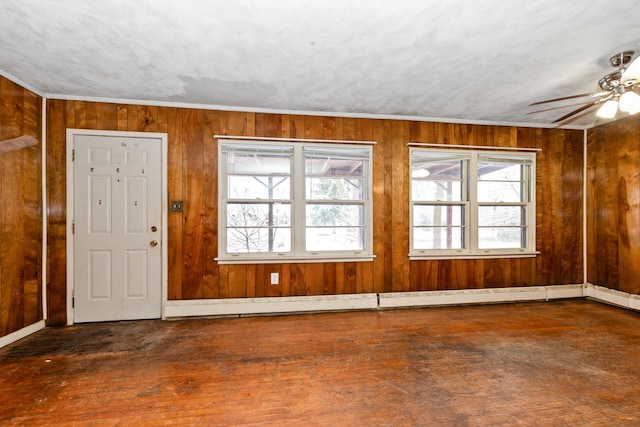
[[409, 147, 537, 260], [216, 139, 375, 264]]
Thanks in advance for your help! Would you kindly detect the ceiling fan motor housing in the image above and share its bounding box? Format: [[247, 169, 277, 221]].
[[609, 51, 635, 68], [598, 70, 623, 91]]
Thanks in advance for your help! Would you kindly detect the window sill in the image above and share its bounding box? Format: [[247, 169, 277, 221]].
[[216, 254, 376, 265], [409, 251, 539, 261]]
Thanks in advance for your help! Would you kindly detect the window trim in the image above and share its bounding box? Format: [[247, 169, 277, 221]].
[[409, 147, 537, 260], [217, 139, 375, 264]]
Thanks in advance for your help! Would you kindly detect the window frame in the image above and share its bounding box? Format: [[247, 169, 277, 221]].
[[217, 139, 375, 264], [409, 147, 537, 259]]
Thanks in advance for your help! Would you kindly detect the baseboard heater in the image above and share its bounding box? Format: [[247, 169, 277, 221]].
[[163, 284, 585, 319]]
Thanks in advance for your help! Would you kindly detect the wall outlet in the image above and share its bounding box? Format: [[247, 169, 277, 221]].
[[170, 201, 183, 212], [270, 272, 279, 285]]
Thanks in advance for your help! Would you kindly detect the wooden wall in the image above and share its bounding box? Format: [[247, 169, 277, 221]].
[[45, 100, 584, 325], [587, 114, 640, 294], [0, 76, 42, 338]]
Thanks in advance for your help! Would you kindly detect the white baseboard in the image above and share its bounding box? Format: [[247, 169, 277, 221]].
[[0, 320, 46, 349], [379, 284, 584, 309], [583, 283, 640, 311], [164, 293, 379, 318], [165, 285, 585, 319], [0, 286, 633, 345]]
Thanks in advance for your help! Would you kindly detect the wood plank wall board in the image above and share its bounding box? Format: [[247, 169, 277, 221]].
[[42, 99, 585, 325], [589, 125, 609, 287], [617, 119, 640, 294], [381, 120, 394, 293], [126, 103, 137, 131], [45, 100, 68, 326], [21, 91, 43, 325], [202, 110, 219, 299], [0, 78, 23, 335], [586, 127, 597, 283], [0, 134, 25, 336], [371, 120, 385, 293], [117, 105, 128, 131], [557, 130, 586, 284], [138, 106, 158, 132], [96, 103, 117, 130], [587, 114, 640, 294], [589, 124, 617, 287], [167, 108, 184, 299], [0, 106, 2, 335], [0, 77, 43, 337], [604, 125, 622, 287], [181, 109, 205, 299]]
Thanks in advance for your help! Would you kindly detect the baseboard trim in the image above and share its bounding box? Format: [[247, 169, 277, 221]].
[[165, 293, 379, 318], [0, 287, 633, 344], [0, 320, 46, 349], [165, 285, 585, 319], [379, 285, 584, 309], [583, 283, 640, 311]]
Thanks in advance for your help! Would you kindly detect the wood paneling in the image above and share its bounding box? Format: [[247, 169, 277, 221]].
[[45, 100, 67, 326], [44, 100, 585, 325], [587, 114, 640, 294], [0, 77, 42, 338]]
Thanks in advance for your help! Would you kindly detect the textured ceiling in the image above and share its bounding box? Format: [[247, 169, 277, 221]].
[[2, 0, 640, 128]]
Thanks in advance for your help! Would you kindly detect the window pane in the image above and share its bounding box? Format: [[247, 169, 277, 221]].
[[228, 176, 290, 200], [478, 162, 524, 181], [227, 203, 291, 227], [412, 180, 463, 201], [227, 151, 291, 175], [413, 205, 464, 226], [306, 204, 364, 227], [306, 177, 364, 200], [478, 181, 523, 202], [227, 227, 291, 253], [478, 227, 525, 249], [305, 154, 365, 177], [477, 162, 527, 203], [306, 227, 364, 251], [412, 158, 465, 180], [413, 227, 464, 250], [478, 206, 524, 227]]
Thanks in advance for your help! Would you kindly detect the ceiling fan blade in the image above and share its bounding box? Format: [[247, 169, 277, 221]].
[[622, 56, 640, 83], [527, 101, 595, 115], [529, 91, 609, 106], [552, 101, 600, 123]]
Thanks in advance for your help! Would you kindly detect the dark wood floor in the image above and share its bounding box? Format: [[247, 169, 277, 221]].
[[2, 299, 640, 426]]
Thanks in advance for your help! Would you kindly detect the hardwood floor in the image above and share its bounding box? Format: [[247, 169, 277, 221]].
[[1, 299, 640, 426]]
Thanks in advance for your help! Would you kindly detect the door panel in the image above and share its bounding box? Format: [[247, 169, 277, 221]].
[[125, 177, 147, 233], [89, 250, 112, 299], [74, 134, 162, 322], [125, 250, 148, 298], [89, 176, 112, 233]]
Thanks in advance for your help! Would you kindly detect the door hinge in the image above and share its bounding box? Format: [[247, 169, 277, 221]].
[[72, 221, 75, 234], [71, 149, 75, 161], [72, 297, 75, 308]]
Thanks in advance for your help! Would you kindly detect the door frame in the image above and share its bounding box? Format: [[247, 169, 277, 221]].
[[66, 129, 168, 325]]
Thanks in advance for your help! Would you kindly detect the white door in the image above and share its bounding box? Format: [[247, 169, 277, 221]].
[[73, 134, 162, 322]]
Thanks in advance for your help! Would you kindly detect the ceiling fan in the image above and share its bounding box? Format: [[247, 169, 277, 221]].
[[529, 51, 640, 123]]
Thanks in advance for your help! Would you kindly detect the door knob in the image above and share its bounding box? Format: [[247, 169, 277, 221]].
[[150, 240, 158, 247], [151, 226, 158, 232]]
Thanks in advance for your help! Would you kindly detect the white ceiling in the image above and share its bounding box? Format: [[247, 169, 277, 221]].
[[2, 0, 640, 128]]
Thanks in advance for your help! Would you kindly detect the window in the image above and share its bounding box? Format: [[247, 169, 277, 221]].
[[218, 140, 374, 263], [410, 147, 536, 258]]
